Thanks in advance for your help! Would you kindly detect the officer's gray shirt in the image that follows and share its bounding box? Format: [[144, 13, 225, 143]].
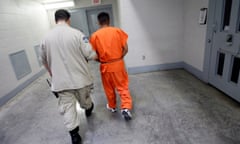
[[40, 23, 96, 92]]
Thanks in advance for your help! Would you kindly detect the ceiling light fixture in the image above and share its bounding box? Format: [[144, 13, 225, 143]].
[[44, 1, 74, 10]]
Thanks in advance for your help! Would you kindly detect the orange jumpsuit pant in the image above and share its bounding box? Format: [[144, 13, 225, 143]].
[[101, 69, 132, 110], [89, 26, 132, 110]]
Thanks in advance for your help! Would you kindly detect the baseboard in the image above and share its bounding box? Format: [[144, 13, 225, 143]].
[[127, 61, 205, 82], [182, 62, 204, 81], [127, 62, 184, 74], [0, 69, 46, 107]]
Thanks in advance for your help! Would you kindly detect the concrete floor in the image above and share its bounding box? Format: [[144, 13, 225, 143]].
[[1, 62, 240, 144]]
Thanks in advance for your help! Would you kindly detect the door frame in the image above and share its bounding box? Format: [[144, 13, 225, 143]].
[[203, 0, 218, 83]]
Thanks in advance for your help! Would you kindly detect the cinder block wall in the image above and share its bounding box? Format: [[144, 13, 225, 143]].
[[0, 0, 50, 105]]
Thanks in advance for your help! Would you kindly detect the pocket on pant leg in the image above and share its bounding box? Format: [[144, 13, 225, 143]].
[[58, 95, 66, 115], [58, 91, 75, 115], [77, 86, 93, 109]]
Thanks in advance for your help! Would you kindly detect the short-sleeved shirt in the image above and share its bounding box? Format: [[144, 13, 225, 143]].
[[90, 27, 128, 72], [40, 23, 96, 92]]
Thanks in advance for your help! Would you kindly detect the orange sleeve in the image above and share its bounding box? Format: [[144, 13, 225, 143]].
[[89, 34, 97, 51], [118, 29, 128, 47]]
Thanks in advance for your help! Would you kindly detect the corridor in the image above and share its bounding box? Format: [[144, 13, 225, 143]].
[[1, 62, 240, 144]]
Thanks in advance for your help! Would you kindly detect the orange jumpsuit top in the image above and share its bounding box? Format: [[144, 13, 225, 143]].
[[90, 27, 128, 73]]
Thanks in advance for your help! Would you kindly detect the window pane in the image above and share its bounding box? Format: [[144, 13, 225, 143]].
[[217, 52, 225, 76], [239, 21, 240, 31], [239, 15, 240, 31], [239, 3, 240, 32], [222, 0, 232, 31], [230, 57, 240, 83]]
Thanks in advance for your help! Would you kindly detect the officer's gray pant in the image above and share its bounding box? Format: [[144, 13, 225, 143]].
[[57, 85, 93, 131]]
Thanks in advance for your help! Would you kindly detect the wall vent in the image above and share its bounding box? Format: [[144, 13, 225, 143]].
[[9, 50, 32, 80]]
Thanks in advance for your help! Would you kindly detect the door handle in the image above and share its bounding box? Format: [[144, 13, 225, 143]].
[[226, 34, 233, 46], [208, 39, 211, 43]]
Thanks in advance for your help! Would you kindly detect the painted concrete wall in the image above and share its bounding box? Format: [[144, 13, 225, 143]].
[[0, 0, 50, 99], [183, 0, 209, 71], [118, 0, 184, 68]]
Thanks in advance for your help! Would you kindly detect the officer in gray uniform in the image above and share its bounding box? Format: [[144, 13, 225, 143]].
[[40, 9, 97, 144]]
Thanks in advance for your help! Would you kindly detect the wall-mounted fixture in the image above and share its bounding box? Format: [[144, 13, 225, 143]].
[[199, 8, 207, 25], [92, 0, 101, 5]]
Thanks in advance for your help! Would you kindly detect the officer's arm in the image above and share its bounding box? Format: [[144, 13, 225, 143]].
[[80, 35, 98, 60], [39, 41, 52, 76], [44, 63, 52, 77]]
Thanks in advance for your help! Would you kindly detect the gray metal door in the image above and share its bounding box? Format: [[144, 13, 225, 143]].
[[86, 6, 114, 35], [70, 9, 90, 37], [209, 0, 240, 102]]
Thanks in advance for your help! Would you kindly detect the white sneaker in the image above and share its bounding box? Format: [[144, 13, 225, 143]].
[[106, 104, 117, 113], [121, 109, 132, 121]]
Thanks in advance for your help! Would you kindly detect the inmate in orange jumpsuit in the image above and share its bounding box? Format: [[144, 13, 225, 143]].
[[90, 27, 132, 110]]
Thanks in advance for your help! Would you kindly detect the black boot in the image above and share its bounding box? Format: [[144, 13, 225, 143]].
[[69, 127, 82, 144], [85, 102, 94, 117]]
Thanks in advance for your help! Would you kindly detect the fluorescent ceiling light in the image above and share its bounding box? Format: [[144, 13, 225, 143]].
[[44, 1, 74, 10], [42, 0, 69, 4]]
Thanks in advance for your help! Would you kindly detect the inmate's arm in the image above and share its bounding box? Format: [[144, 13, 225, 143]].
[[122, 43, 128, 58]]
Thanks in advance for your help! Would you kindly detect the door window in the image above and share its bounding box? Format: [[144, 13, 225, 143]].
[[222, 0, 233, 31], [230, 57, 240, 83], [238, 4, 240, 32], [217, 52, 225, 76], [239, 20, 240, 31]]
